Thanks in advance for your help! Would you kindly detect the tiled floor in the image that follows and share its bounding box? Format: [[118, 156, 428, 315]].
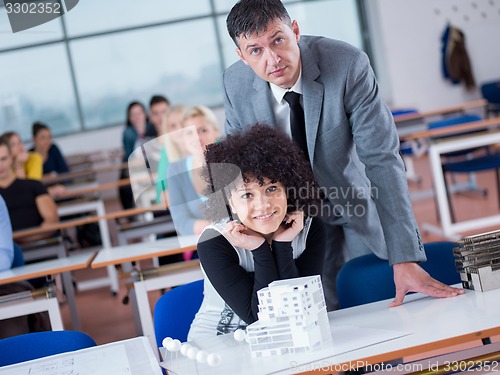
[[59, 153, 500, 355]]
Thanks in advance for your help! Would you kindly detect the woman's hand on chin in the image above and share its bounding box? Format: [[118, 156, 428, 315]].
[[272, 211, 304, 243], [222, 220, 265, 251]]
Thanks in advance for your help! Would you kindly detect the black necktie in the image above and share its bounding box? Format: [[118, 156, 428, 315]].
[[283, 91, 309, 161]]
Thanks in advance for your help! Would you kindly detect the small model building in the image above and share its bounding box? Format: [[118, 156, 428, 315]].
[[246, 275, 330, 358], [454, 230, 500, 292]]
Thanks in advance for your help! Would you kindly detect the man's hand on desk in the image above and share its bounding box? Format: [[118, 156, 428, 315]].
[[390, 262, 464, 307]]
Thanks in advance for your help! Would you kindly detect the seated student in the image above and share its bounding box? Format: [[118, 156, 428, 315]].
[[149, 95, 170, 138], [0, 194, 50, 338], [120, 101, 157, 211], [0, 131, 43, 180], [0, 195, 13, 271], [0, 138, 59, 243], [31, 122, 69, 176], [155, 104, 186, 206], [188, 125, 325, 340], [167, 106, 220, 237]]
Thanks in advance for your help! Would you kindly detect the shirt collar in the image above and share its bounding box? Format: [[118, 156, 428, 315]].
[[269, 68, 303, 104]]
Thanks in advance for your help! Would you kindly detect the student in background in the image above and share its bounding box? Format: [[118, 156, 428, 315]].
[[149, 95, 170, 137], [188, 125, 325, 340], [0, 195, 13, 271], [155, 104, 186, 206], [167, 106, 220, 239], [0, 131, 42, 180], [0, 194, 50, 338], [0, 138, 58, 243], [120, 101, 157, 210], [31, 122, 69, 176], [122, 101, 157, 161]]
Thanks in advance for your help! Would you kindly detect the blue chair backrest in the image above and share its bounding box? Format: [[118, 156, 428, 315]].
[[481, 81, 500, 104], [0, 330, 96, 367], [428, 114, 482, 130], [154, 279, 204, 347], [11, 242, 25, 268], [391, 109, 418, 117], [337, 242, 460, 309]]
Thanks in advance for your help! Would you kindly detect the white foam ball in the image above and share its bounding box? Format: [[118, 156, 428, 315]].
[[171, 339, 181, 351], [166, 340, 177, 352], [207, 353, 221, 367], [196, 350, 208, 364], [187, 347, 199, 360], [180, 343, 191, 356], [233, 329, 246, 341], [162, 337, 173, 348]]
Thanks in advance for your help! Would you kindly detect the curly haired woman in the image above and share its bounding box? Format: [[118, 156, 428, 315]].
[[188, 124, 325, 340]]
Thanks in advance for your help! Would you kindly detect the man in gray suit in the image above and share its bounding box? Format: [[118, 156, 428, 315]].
[[223, 0, 463, 310]]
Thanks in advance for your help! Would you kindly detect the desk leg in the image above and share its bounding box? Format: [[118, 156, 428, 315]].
[[122, 262, 144, 336], [0, 297, 64, 331], [134, 280, 157, 359], [61, 271, 80, 330], [96, 201, 119, 294], [46, 297, 64, 330]]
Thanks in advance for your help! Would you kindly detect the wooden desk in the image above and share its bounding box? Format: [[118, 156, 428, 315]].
[[0, 336, 162, 375], [162, 287, 500, 374], [393, 99, 487, 124], [12, 205, 167, 240], [400, 117, 500, 141], [41, 161, 127, 185], [57, 199, 117, 294], [0, 251, 96, 331], [91, 236, 201, 355], [91, 235, 197, 268], [424, 129, 500, 240]]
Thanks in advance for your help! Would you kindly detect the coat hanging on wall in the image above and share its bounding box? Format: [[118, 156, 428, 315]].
[[441, 24, 476, 91]]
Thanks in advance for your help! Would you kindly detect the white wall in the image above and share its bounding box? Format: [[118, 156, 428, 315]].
[[366, 0, 500, 111]]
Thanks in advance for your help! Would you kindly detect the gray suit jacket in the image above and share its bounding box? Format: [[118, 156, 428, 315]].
[[223, 36, 426, 265]]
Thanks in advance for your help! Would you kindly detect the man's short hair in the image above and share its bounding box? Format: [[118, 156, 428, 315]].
[[226, 0, 291, 46], [149, 95, 170, 108], [0, 137, 11, 153], [32, 121, 49, 138]]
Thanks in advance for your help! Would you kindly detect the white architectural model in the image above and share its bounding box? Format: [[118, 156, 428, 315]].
[[246, 275, 330, 358]]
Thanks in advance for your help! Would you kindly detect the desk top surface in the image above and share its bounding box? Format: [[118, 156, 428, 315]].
[[0, 250, 96, 285], [0, 336, 161, 375], [91, 235, 197, 268], [163, 287, 500, 375], [393, 99, 486, 124]]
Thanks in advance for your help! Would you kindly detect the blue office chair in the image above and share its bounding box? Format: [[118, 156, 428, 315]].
[[0, 330, 96, 367], [481, 80, 500, 118], [336, 242, 461, 309], [11, 242, 25, 268], [427, 114, 500, 222], [154, 279, 204, 347]]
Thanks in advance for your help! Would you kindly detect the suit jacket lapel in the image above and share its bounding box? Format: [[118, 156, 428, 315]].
[[252, 77, 277, 126], [300, 42, 323, 165]]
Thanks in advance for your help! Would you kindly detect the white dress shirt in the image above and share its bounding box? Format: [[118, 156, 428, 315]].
[[269, 69, 303, 137]]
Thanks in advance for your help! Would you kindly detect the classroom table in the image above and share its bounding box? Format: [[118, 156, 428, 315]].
[[0, 336, 162, 375], [423, 129, 500, 240], [0, 251, 96, 331], [160, 286, 500, 375], [393, 99, 487, 124], [91, 235, 202, 354], [57, 199, 118, 293]]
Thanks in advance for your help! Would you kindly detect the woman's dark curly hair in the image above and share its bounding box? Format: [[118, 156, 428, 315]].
[[202, 124, 321, 222]]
